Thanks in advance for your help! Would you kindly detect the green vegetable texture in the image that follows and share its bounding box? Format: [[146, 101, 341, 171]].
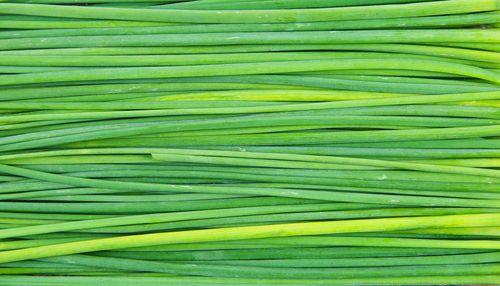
[[0, 0, 499, 285]]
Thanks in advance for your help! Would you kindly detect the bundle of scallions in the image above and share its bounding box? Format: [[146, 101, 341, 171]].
[[0, 0, 499, 285]]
